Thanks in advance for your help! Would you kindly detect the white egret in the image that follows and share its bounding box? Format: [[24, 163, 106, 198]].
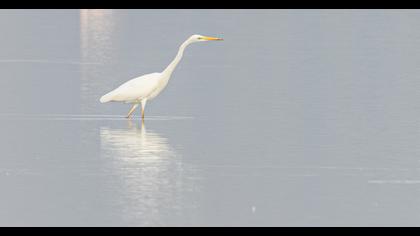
[[99, 34, 223, 119]]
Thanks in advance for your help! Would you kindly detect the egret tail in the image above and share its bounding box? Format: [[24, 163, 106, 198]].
[[100, 91, 115, 103]]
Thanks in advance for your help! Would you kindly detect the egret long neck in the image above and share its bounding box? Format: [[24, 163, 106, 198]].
[[162, 39, 191, 77]]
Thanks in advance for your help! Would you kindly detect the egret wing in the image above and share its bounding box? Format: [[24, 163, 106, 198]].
[[102, 73, 161, 103]]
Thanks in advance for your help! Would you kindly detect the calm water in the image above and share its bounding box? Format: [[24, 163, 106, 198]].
[[1, 9, 420, 226]]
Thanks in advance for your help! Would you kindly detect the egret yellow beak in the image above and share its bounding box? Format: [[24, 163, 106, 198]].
[[202, 36, 223, 41]]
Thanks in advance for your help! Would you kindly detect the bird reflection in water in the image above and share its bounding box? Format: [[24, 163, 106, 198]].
[[99, 120, 197, 226]]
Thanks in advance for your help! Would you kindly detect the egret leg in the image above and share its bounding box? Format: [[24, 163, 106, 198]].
[[126, 104, 139, 119], [141, 99, 147, 120]]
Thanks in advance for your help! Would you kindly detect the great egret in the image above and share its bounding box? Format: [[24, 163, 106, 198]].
[[99, 34, 223, 119]]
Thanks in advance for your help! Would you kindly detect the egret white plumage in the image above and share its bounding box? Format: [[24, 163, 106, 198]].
[[99, 34, 223, 119]]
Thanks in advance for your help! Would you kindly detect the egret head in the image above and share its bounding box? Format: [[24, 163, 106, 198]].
[[189, 34, 223, 43]]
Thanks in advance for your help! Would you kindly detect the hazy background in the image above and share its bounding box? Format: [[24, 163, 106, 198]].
[[1, 9, 420, 226]]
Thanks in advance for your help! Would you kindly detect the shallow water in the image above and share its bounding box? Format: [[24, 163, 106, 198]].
[[1, 9, 420, 226]]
